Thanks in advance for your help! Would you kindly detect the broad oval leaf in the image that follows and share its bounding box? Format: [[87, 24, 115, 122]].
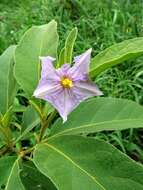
[[0, 156, 24, 190], [33, 135, 143, 190], [49, 97, 143, 139], [14, 20, 59, 97], [0, 46, 17, 115], [90, 37, 143, 77]]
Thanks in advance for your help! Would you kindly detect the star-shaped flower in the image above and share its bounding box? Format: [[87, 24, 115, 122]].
[[33, 49, 103, 122]]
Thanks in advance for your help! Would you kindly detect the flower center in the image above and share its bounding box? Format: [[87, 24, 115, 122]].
[[61, 77, 73, 88]]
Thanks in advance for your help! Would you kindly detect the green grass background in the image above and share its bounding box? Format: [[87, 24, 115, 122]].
[[0, 0, 143, 161]]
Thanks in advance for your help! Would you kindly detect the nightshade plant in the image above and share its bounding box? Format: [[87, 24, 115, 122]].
[[0, 20, 143, 190]]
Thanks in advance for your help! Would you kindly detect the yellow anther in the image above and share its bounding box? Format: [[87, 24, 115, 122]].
[[61, 77, 73, 88]]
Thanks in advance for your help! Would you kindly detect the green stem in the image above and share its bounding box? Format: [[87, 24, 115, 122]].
[[38, 110, 57, 142], [0, 125, 12, 147], [0, 146, 9, 157], [19, 147, 35, 158]]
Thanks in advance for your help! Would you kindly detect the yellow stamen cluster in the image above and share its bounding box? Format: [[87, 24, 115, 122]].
[[61, 77, 73, 88]]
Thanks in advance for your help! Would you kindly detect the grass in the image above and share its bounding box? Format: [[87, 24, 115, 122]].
[[0, 0, 143, 162]]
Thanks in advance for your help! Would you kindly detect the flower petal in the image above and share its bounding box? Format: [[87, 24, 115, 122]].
[[40, 56, 60, 80], [33, 78, 61, 98], [56, 63, 71, 77], [60, 80, 103, 122], [34, 50, 103, 122], [69, 48, 92, 81], [62, 89, 79, 122], [43, 88, 80, 122], [43, 89, 66, 122], [73, 81, 103, 99]]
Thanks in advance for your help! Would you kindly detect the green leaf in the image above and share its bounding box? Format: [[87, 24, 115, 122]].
[[5, 159, 25, 190], [0, 46, 17, 115], [90, 37, 143, 77], [0, 156, 24, 190], [13, 98, 26, 113], [64, 27, 78, 64], [0, 107, 13, 144], [0, 139, 4, 149], [0, 156, 16, 188], [22, 105, 40, 132], [58, 47, 65, 67], [50, 97, 143, 139], [33, 135, 143, 190], [16, 105, 40, 142], [42, 102, 54, 118], [0, 125, 8, 143], [1, 106, 13, 127], [58, 27, 78, 66], [20, 161, 57, 190], [14, 20, 59, 97]]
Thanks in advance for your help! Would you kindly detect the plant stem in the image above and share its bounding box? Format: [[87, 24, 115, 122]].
[[0, 125, 12, 148], [19, 147, 35, 158], [38, 110, 57, 142], [0, 146, 9, 157]]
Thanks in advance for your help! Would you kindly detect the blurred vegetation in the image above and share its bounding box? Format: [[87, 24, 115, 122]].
[[0, 0, 143, 162]]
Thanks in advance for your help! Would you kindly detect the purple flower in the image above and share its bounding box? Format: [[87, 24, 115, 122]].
[[33, 49, 103, 122]]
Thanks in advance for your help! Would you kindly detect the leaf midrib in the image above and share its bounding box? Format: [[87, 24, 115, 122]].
[[5, 158, 25, 190], [49, 118, 143, 140], [91, 38, 143, 64], [44, 143, 106, 190], [91, 50, 143, 72]]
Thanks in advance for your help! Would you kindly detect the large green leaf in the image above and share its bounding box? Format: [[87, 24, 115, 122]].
[[0, 156, 24, 190], [0, 156, 16, 188], [14, 20, 59, 97], [0, 46, 17, 115], [20, 161, 57, 190], [90, 37, 143, 76], [5, 159, 25, 190], [33, 135, 143, 190], [49, 97, 143, 139]]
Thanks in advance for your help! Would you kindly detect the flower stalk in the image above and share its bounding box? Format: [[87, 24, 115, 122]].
[[38, 110, 57, 142]]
